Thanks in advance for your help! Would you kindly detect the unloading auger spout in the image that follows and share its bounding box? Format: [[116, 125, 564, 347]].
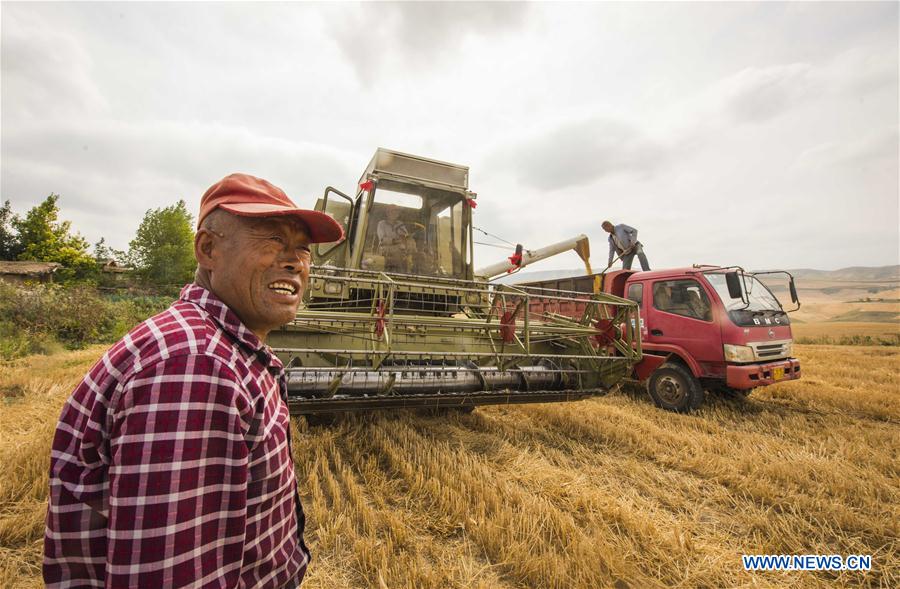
[[476, 235, 593, 280]]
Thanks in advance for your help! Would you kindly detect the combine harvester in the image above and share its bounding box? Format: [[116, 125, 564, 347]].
[[269, 149, 657, 415]]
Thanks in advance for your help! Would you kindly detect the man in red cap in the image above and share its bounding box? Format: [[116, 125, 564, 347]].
[[44, 174, 343, 588]]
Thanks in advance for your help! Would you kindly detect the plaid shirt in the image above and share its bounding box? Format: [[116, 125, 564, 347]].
[[44, 284, 309, 588]]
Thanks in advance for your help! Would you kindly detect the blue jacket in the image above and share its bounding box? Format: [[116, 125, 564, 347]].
[[608, 224, 639, 265]]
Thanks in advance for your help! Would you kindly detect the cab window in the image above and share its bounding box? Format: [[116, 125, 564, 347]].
[[652, 280, 712, 321], [626, 283, 643, 306], [361, 185, 465, 277]]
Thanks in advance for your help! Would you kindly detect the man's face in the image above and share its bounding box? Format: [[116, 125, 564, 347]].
[[602, 222, 614, 233], [207, 215, 311, 339], [387, 206, 400, 222]]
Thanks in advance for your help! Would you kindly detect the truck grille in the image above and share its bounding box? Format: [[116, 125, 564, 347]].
[[749, 340, 792, 361]]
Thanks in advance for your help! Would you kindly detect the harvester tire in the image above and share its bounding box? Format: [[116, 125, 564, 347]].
[[648, 362, 704, 413]]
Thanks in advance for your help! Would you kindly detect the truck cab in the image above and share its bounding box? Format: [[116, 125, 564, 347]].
[[606, 266, 801, 411]]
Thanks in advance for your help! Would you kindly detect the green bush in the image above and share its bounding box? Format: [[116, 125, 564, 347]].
[[0, 281, 172, 359], [0, 321, 63, 358]]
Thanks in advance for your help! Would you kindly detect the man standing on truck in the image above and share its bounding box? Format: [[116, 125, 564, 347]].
[[602, 220, 650, 271], [44, 173, 343, 588]]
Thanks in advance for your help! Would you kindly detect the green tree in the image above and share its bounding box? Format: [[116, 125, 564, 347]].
[[93, 237, 127, 265], [0, 200, 22, 260], [13, 194, 97, 279], [129, 200, 196, 286]]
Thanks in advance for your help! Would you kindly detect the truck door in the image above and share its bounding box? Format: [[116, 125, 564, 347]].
[[647, 278, 724, 371], [624, 281, 648, 340]]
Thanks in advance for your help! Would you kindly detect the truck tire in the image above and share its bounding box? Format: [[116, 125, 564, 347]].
[[648, 362, 705, 413]]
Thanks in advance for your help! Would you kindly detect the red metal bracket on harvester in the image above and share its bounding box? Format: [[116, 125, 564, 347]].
[[499, 300, 526, 343], [507, 244, 524, 273], [592, 318, 617, 347], [374, 300, 387, 339]]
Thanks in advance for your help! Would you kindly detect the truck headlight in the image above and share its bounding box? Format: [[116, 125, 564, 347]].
[[723, 344, 755, 363], [784, 341, 793, 357]]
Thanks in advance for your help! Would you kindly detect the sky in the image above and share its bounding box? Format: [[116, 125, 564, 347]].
[[2, 1, 898, 272]]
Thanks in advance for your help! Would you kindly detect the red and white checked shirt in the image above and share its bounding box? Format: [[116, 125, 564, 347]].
[[44, 284, 309, 588]]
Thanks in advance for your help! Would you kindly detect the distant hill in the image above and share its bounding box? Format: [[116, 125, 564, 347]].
[[783, 266, 899, 282]]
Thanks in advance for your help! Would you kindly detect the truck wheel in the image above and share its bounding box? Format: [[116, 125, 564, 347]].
[[648, 363, 705, 413]]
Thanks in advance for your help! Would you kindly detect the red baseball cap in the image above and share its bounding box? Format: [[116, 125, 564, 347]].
[[198, 173, 344, 244]]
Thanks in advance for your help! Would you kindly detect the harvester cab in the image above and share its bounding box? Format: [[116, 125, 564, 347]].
[[312, 148, 474, 281], [269, 149, 643, 416]]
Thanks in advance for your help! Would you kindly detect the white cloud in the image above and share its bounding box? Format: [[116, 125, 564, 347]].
[[797, 129, 898, 170], [713, 63, 815, 124], [484, 116, 669, 191], [826, 44, 898, 97], [0, 9, 108, 119], [332, 2, 531, 85]]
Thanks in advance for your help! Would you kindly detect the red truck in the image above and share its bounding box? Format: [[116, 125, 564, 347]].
[[521, 265, 802, 412]]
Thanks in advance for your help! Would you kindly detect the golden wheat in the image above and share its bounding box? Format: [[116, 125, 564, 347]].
[[1, 343, 898, 588]]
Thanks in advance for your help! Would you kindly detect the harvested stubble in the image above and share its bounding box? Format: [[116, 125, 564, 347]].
[[1, 344, 898, 588]]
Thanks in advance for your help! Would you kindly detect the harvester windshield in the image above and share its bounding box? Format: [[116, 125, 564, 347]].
[[361, 182, 466, 278]]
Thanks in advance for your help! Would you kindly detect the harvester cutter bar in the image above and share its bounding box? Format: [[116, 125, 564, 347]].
[[288, 388, 605, 415]]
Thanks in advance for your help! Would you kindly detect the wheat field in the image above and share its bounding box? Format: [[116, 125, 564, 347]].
[[1, 344, 898, 588], [792, 321, 900, 344]]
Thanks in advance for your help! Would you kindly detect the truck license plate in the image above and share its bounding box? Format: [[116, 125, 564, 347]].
[[773, 367, 785, 381]]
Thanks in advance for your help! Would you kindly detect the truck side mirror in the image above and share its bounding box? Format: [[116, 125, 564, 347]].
[[725, 271, 743, 299], [789, 278, 798, 304]]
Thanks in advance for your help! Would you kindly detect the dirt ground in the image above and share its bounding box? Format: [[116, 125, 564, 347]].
[[1, 343, 898, 588]]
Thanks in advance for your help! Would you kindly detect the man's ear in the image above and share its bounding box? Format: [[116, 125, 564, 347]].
[[195, 229, 217, 271]]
